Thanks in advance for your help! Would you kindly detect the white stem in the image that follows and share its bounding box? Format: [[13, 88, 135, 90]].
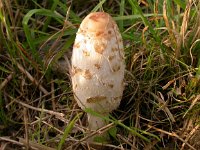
[[87, 113, 109, 142], [87, 113, 108, 130]]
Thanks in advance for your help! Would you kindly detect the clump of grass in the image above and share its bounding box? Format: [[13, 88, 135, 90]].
[[0, 0, 200, 149]]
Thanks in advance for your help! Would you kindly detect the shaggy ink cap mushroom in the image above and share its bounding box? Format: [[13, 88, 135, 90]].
[[71, 12, 125, 141]]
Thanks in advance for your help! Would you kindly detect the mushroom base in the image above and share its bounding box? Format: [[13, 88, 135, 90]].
[[87, 113, 110, 142]]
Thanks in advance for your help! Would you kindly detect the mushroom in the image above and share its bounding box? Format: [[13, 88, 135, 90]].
[[71, 12, 125, 140]]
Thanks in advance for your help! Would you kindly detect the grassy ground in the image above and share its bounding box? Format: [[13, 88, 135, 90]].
[[0, 0, 200, 149]]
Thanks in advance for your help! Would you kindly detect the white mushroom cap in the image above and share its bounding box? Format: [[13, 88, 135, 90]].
[[71, 12, 125, 130], [71, 12, 125, 113]]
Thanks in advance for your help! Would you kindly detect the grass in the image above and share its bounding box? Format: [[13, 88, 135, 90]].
[[0, 0, 200, 149]]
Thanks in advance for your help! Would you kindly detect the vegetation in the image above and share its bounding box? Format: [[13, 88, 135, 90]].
[[0, 0, 200, 149]]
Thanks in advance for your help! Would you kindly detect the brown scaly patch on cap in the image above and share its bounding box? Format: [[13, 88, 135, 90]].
[[94, 42, 106, 54], [83, 69, 92, 79], [108, 84, 114, 88], [112, 65, 121, 72], [108, 55, 115, 61], [95, 31, 104, 37], [82, 50, 90, 56], [73, 42, 80, 48], [86, 96, 107, 103], [94, 63, 101, 69], [112, 47, 118, 52], [71, 66, 82, 76], [80, 12, 113, 36]]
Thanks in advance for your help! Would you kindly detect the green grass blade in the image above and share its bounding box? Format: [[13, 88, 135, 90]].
[[119, 0, 125, 31], [42, 0, 59, 32], [91, 0, 106, 12], [173, 0, 186, 9], [57, 113, 81, 150], [56, 0, 81, 23], [113, 14, 162, 21], [53, 35, 75, 63], [22, 9, 64, 58], [0, 65, 12, 73], [32, 29, 77, 46], [85, 108, 159, 142], [196, 59, 200, 78], [146, 0, 154, 11], [0, 92, 8, 126], [127, 0, 158, 42], [127, 0, 166, 59]]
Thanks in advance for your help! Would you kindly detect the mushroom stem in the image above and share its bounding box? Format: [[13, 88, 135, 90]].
[[87, 113, 108, 130], [87, 113, 110, 141]]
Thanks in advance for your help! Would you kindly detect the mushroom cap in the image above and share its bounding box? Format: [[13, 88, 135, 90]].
[[71, 12, 125, 114]]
